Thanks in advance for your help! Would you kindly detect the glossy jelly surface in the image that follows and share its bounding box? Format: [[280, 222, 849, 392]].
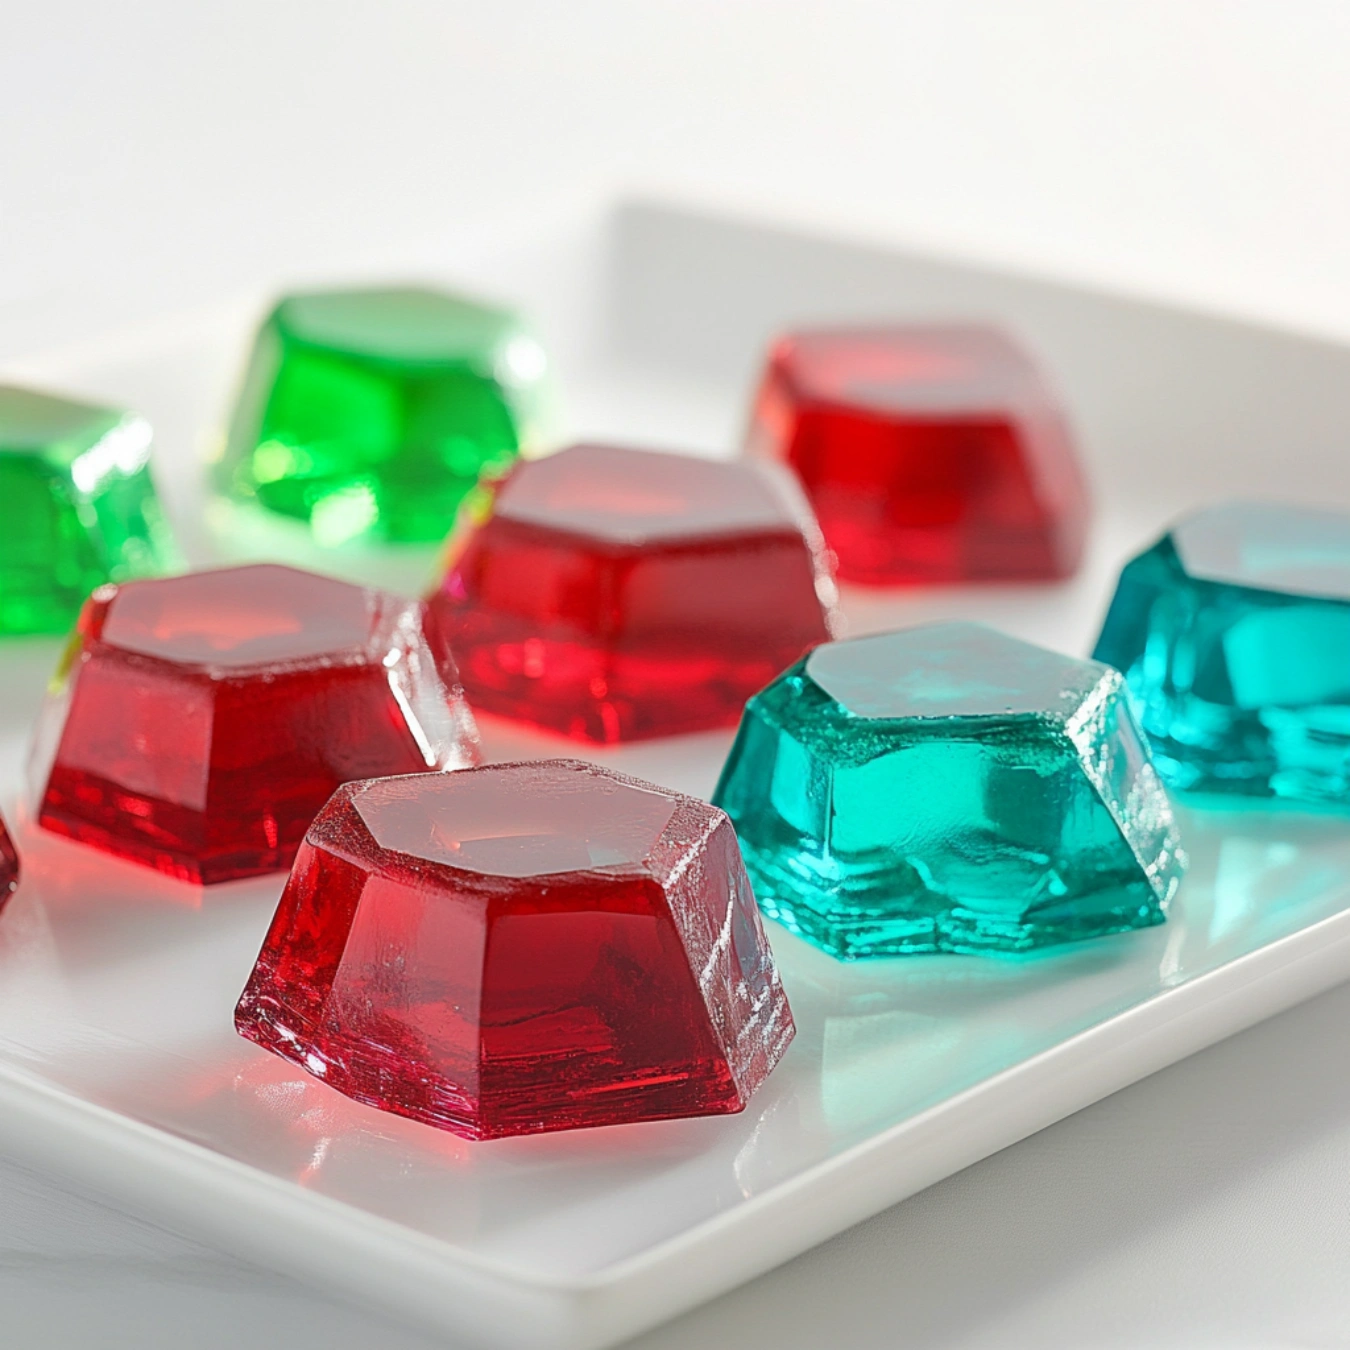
[[713, 622, 1184, 957], [0, 384, 175, 633], [745, 327, 1088, 585], [218, 287, 549, 545], [1094, 502, 1350, 807], [431, 444, 837, 742], [235, 759, 795, 1139], [33, 564, 480, 883]]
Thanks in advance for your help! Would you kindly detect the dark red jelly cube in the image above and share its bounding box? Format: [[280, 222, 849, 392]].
[[746, 326, 1089, 585], [0, 813, 19, 912], [32, 564, 479, 883], [428, 443, 838, 742], [234, 759, 794, 1139]]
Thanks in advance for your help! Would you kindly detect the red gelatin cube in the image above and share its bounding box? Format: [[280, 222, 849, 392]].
[[745, 326, 1089, 585], [428, 443, 838, 742], [32, 564, 479, 884], [0, 812, 19, 912], [234, 759, 794, 1139]]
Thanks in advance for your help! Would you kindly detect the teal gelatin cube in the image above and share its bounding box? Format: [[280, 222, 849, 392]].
[[1094, 502, 1350, 807], [712, 622, 1185, 958]]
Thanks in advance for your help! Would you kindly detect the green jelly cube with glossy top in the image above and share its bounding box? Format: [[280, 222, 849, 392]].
[[712, 622, 1186, 958], [219, 286, 550, 546], [0, 384, 176, 634]]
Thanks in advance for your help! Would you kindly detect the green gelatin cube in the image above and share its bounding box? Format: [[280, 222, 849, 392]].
[[0, 385, 177, 634], [712, 622, 1186, 958], [219, 286, 550, 545]]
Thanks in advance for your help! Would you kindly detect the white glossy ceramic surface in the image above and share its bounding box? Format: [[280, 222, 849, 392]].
[[2, 201, 1350, 1350]]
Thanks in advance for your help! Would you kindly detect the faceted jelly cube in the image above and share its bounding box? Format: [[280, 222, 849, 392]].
[[1093, 502, 1350, 807], [235, 759, 794, 1139], [0, 384, 175, 633], [32, 564, 480, 883], [712, 622, 1184, 957], [744, 327, 1089, 585], [218, 286, 549, 546], [429, 443, 838, 742]]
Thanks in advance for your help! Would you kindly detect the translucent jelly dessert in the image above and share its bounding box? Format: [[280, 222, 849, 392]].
[[430, 443, 838, 742], [32, 564, 480, 883], [0, 813, 19, 913], [0, 383, 175, 633], [218, 286, 549, 545], [744, 326, 1088, 585], [712, 622, 1184, 957], [1094, 502, 1350, 807], [235, 760, 794, 1138]]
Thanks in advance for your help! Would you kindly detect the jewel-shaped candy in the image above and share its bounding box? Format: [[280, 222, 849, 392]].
[[0, 384, 175, 634], [429, 443, 838, 742], [745, 327, 1088, 585], [235, 759, 794, 1138], [32, 564, 479, 883], [1094, 502, 1350, 806], [713, 622, 1184, 957], [218, 286, 549, 545]]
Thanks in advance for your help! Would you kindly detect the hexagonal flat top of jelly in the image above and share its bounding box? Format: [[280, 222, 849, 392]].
[[0, 384, 144, 469], [273, 286, 530, 369], [805, 622, 1108, 721], [96, 564, 379, 669], [1172, 502, 1350, 601], [774, 326, 1048, 417], [492, 444, 805, 546], [350, 760, 678, 878]]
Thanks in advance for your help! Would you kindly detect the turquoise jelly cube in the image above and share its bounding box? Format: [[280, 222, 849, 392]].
[[712, 622, 1185, 958], [1094, 502, 1350, 807]]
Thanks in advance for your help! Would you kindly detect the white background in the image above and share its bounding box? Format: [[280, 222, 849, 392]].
[[4, 3, 1350, 1347], [8, 1, 1350, 356]]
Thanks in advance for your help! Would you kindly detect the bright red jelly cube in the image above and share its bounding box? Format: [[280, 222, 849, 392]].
[[746, 326, 1089, 585], [235, 759, 795, 1139], [32, 564, 480, 884], [428, 443, 838, 742]]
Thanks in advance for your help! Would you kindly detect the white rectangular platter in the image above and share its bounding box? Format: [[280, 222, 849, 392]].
[[2, 199, 1350, 1350]]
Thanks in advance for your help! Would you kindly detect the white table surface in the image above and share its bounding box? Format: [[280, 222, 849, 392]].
[[5, 4, 1350, 1346], [5, 981, 1349, 1350]]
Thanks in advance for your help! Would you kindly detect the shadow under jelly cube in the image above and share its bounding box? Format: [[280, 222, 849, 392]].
[[31, 564, 480, 884], [428, 443, 839, 743]]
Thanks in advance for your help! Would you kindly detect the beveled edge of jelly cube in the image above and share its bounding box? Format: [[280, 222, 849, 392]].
[[476, 441, 837, 550], [74, 563, 444, 679], [1063, 665, 1187, 906], [307, 758, 725, 890], [0, 381, 132, 457], [757, 323, 1052, 412], [271, 285, 527, 368], [1168, 500, 1350, 603], [800, 622, 1112, 725]]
